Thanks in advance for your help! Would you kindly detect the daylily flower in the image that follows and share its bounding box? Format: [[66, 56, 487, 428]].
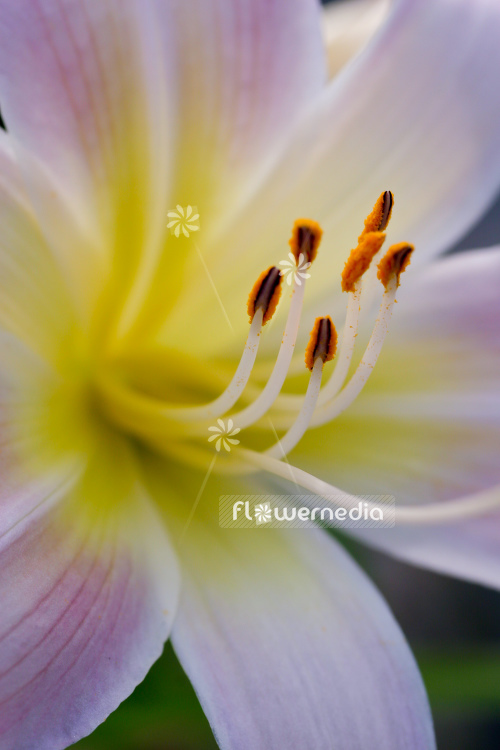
[[1, 0, 500, 749]]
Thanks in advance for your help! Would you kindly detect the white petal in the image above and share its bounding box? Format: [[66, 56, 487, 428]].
[[172, 522, 435, 749], [323, 0, 391, 79]]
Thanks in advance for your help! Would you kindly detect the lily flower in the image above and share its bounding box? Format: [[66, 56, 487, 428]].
[[1, 1, 500, 748]]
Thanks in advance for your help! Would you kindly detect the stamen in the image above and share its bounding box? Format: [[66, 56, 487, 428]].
[[377, 242, 413, 288], [310, 273, 401, 428], [304, 316, 337, 371], [359, 190, 394, 238], [277, 192, 394, 411], [318, 193, 395, 403], [247, 266, 282, 325], [317, 285, 360, 406], [229, 221, 323, 430], [265, 318, 337, 459], [341, 231, 386, 293], [289, 219, 323, 264], [240, 450, 500, 527], [148, 267, 281, 422]]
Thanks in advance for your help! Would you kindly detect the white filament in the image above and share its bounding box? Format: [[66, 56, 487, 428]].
[[310, 278, 397, 427], [228, 280, 306, 430], [162, 308, 263, 422], [241, 450, 500, 526], [317, 284, 361, 405], [274, 284, 361, 413], [266, 357, 323, 459]]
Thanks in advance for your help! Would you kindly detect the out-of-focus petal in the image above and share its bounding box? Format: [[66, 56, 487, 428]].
[[323, 0, 390, 79], [171, 518, 435, 749], [166, 0, 500, 354], [351, 500, 500, 591], [0, 440, 179, 750], [131, 0, 326, 337], [158, 0, 325, 211], [0, 133, 77, 363], [0, 0, 175, 326], [0, 0, 172, 235]]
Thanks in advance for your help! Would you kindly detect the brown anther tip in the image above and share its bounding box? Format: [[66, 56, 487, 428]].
[[341, 231, 386, 293], [359, 191, 394, 239], [289, 219, 323, 264], [247, 266, 282, 325], [305, 316, 337, 371], [377, 242, 414, 289]]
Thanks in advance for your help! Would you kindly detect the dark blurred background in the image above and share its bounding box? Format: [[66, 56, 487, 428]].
[[2, 0, 500, 747]]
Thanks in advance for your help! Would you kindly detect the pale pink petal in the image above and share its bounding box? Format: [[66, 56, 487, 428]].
[[351, 503, 500, 591], [0, 449, 179, 750], [0, 133, 76, 364], [172, 521, 434, 749], [0, 0, 173, 244], [130, 0, 327, 338], [151, 0, 326, 221]]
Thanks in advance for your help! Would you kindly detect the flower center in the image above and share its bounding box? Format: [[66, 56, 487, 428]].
[[95, 191, 412, 473]]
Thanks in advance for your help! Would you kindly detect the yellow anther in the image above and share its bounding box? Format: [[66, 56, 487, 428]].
[[377, 243, 414, 288], [305, 316, 337, 371], [341, 231, 386, 293], [289, 219, 323, 264], [247, 266, 283, 324], [359, 190, 393, 240]]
